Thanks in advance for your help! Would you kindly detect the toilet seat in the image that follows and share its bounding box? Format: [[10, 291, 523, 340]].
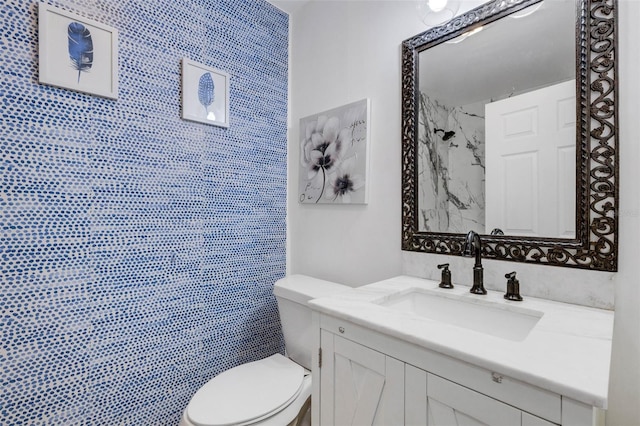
[[186, 354, 305, 426]]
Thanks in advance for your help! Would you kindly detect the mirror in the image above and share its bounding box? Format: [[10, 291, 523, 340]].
[[417, 0, 576, 237], [401, 0, 618, 271]]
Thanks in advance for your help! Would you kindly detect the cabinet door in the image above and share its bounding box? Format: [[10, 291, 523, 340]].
[[427, 373, 522, 426], [405, 364, 428, 425], [320, 331, 404, 425], [523, 412, 558, 426]]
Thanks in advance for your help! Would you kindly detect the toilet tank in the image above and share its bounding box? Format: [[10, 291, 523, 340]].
[[273, 275, 350, 370]]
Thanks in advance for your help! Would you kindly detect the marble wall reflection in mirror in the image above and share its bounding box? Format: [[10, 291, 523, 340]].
[[417, 0, 576, 238]]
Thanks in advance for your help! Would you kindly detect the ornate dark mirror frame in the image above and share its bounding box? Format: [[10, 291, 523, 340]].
[[401, 0, 618, 271]]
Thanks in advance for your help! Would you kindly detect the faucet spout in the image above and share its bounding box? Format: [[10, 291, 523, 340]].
[[463, 230, 486, 295], [463, 230, 482, 268]]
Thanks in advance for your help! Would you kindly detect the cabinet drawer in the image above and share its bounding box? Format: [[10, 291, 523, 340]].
[[419, 354, 562, 424], [428, 373, 521, 426]]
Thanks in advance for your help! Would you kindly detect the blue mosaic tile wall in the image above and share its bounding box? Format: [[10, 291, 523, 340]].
[[0, 0, 288, 424]]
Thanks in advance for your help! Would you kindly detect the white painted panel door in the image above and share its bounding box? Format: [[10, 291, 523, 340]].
[[427, 374, 522, 426], [319, 332, 404, 425], [485, 80, 576, 238]]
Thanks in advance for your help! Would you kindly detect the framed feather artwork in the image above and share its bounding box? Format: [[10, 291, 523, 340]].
[[181, 58, 230, 128], [38, 3, 118, 99]]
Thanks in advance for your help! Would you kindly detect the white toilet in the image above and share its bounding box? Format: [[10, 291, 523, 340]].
[[180, 275, 349, 426]]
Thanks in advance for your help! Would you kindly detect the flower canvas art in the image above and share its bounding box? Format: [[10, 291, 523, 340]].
[[298, 99, 370, 204]]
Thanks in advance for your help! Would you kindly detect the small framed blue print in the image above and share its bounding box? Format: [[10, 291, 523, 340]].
[[181, 58, 230, 128], [38, 3, 118, 99]]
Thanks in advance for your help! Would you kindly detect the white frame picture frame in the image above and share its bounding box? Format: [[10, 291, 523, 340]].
[[38, 3, 118, 99], [181, 58, 230, 128], [298, 99, 371, 204]]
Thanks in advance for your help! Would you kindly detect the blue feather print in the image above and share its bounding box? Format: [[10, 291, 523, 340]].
[[198, 72, 215, 115], [68, 22, 93, 83]]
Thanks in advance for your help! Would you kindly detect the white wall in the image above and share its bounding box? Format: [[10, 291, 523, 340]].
[[606, 2, 640, 423], [287, 0, 639, 424], [287, 1, 422, 285]]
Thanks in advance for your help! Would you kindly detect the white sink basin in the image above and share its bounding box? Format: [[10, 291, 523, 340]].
[[377, 289, 543, 341]]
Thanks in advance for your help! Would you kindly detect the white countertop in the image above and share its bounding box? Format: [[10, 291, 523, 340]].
[[308, 275, 614, 408]]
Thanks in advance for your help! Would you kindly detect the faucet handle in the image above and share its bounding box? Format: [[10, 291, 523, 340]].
[[437, 263, 453, 289], [504, 271, 523, 301]]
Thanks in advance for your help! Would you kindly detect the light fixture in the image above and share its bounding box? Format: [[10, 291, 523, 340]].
[[416, 0, 461, 27]]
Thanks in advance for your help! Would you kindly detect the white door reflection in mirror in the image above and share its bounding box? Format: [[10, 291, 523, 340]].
[[485, 80, 576, 238]]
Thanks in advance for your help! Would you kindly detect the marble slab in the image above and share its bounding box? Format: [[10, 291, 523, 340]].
[[418, 93, 486, 233], [309, 275, 614, 408], [402, 251, 615, 309]]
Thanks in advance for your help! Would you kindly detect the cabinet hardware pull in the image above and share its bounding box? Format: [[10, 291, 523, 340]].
[[338, 326, 345, 334], [492, 372, 503, 384]]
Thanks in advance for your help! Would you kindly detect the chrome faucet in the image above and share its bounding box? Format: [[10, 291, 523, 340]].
[[463, 230, 486, 294]]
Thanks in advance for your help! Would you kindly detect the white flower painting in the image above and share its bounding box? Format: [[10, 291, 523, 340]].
[[298, 99, 370, 204]]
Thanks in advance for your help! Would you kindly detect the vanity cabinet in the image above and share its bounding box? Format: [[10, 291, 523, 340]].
[[319, 331, 404, 424], [314, 314, 604, 426]]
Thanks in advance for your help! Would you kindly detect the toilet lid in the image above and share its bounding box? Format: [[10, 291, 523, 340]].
[[187, 354, 304, 426]]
